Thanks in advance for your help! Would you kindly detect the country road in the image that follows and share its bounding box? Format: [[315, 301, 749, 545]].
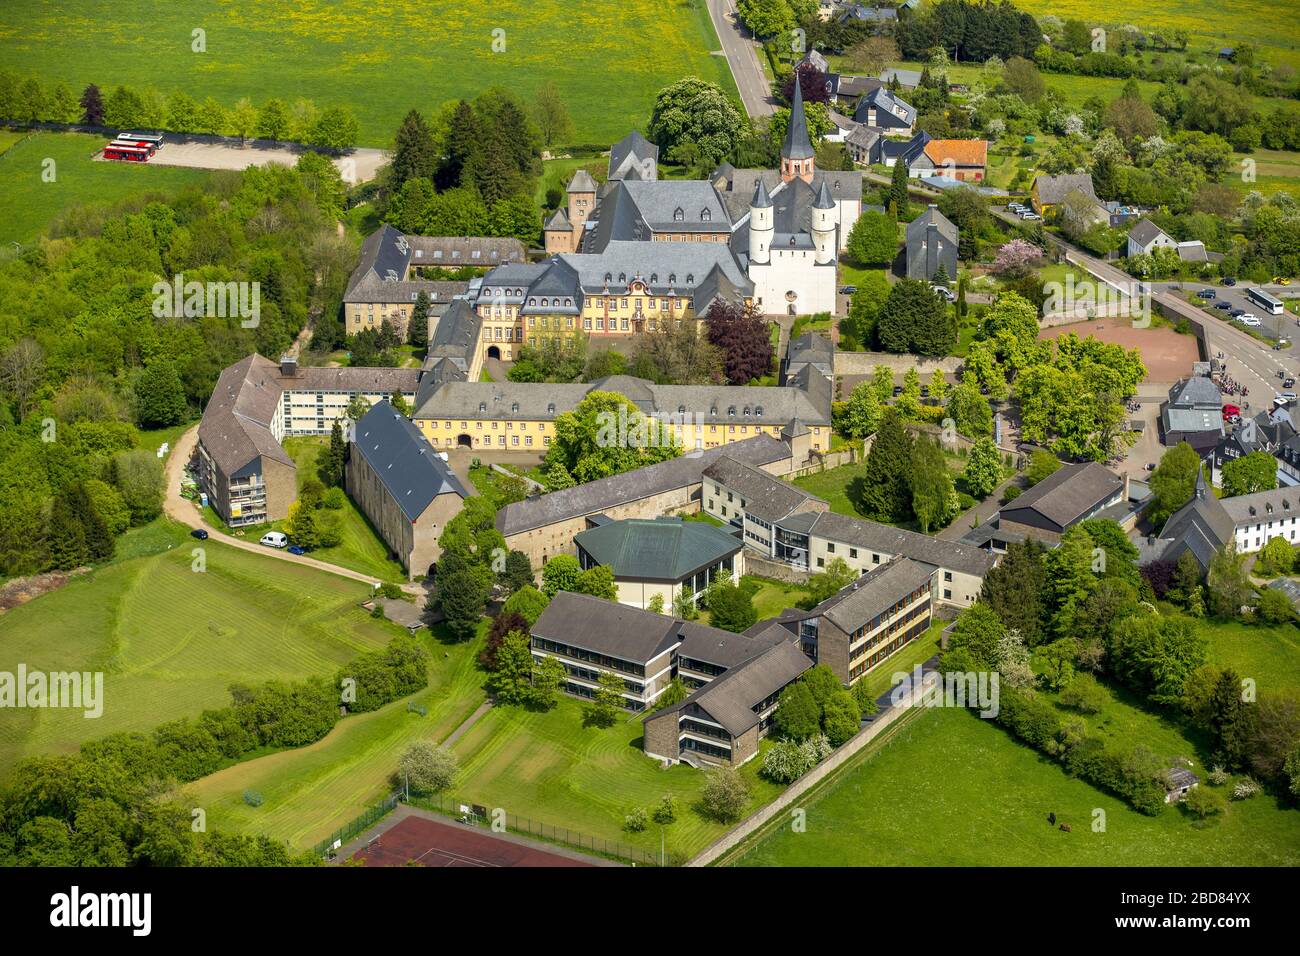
[[707, 0, 777, 119]]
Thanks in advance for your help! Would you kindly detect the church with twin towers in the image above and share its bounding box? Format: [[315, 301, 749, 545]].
[[545, 80, 863, 317]]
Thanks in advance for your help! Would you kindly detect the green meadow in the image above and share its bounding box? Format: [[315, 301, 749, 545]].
[[0, 0, 736, 146], [0, 521, 399, 777], [733, 706, 1300, 866], [0, 130, 209, 246]]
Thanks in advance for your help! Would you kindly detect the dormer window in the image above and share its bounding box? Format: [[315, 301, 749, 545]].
[[547, 403, 556, 414], [668, 273, 676, 285], [604, 273, 612, 283], [511, 403, 519, 414], [686, 274, 694, 284], [677, 405, 686, 414], [710, 405, 717, 415], [755, 405, 764, 416], [700, 208, 711, 222], [743, 406, 751, 416], [728, 406, 736, 417], [479, 402, 487, 413], [619, 272, 626, 283], [673, 207, 684, 221]]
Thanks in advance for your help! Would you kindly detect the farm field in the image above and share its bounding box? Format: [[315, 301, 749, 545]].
[[0, 523, 399, 777], [184, 624, 487, 853], [0, 0, 736, 147], [0, 130, 209, 246], [734, 705, 1300, 866], [1012, 0, 1300, 71], [1204, 620, 1300, 697], [1227, 148, 1300, 197]]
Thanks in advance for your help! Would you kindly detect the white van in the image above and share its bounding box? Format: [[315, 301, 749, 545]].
[[260, 531, 288, 548]]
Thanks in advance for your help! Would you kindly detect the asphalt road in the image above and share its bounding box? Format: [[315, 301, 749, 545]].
[[707, 0, 777, 118]]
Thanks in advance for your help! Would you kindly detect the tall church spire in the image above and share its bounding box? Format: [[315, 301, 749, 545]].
[[781, 77, 815, 183]]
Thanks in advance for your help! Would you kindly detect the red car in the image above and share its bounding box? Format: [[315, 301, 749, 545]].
[[1222, 404, 1241, 420]]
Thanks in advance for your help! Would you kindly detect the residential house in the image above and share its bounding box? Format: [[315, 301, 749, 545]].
[[910, 139, 988, 182], [853, 87, 916, 134], [965, 462, 1128, 549], [1030, 173, 1100, 216], [1126, 219, 1177, 258]]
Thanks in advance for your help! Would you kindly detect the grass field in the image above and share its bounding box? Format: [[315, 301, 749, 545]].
[[1012, 0, 1300, 71], [0, 522, 400, 777], [446, 692, 784, 862], [0, 0, 736, 147], [186, 620, 783, 860], [734, 706, 1300, 866], [1204, 620, 1300, 697], [0, 131, 210, 246], [278, 437, 408, 583], [184, 623, 487, 852], [1228, 148, 1300, 197]]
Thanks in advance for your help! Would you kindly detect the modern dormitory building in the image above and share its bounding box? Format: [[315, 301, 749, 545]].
[[532, 591, 812, 766], [700, 455, 995, 609], [196, 353, 418, 527]]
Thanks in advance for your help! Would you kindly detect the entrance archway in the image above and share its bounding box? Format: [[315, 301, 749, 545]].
[[487, 345, 501, 360], [456, 433, 473, 448]]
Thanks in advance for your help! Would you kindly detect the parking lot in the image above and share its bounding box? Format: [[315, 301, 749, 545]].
[[1178, 284, 1296, 343]]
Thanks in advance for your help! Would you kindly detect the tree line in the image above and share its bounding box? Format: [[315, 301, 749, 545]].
[[0, 71, 360, 149]]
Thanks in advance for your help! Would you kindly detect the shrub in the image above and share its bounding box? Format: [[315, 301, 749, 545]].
[[1231, 777, 1261, 801], [1183, 785, 1226, 820], [652, 796, 677, 825], [700, 767, 750, 822], [1208, 765, 1230, 786], [624, 807, 648, 832], [761, 740, 812, 783], [243, 789, 264, 807]]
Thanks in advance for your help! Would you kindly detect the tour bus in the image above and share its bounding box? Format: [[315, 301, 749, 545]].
[[1247, 287, 1285, 315], [102, 143, 151, 163], [109, 137, 157, 155], [119, 131, 163, 150]]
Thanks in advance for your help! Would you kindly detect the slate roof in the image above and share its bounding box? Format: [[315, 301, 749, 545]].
[[1222, 487, 1300, 524], [351, 401, 468, 521], [575, 517, 741, 582], [532, 591, 682, 663], [803, 510, 997, 576], [715, 168, 863, 225], [671, 641, 813, 736], [906, 204, 958, 246], [998, 462, 1125, 531], [1128, 218, 1171, 248], [812, 558, 936, 634], [344, 226, 519, 304], [1033, 173, 1099, 206], [567, 169, 597, 193], [854, 87, 916, 127], [1150, 471, 1235, 570], [783, 80, 816, 161], [406, 235, 525, 267], [704, 456, 826, 523], [198, 354, 421, 475], [1164, 376, 1224, 435], [586, 180, 730, 250], [882, 130, 932, 167], [608, 131, 658, 181], [561, 241, 752, 297], [496, 435, 791, 536]]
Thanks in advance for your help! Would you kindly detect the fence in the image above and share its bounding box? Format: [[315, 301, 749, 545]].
[[411, 794, 672, 866], [313, 790, 405, 860]]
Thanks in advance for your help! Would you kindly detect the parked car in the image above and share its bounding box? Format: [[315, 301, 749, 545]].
[[1222, 403, 1241, 418], [892, 386, 903, 397], [930, 285, 956, 301], [1230, 309, 1246, 318], [1222, 277, 1237, 286], [839, 285, 857, 295], [1145, 462, 1157, 471], [287, 545, 307, 555], [260, 531, 288, 548], [1198, 289, 1216, 299], [1214, 301, 1232, 310], [1240, 314, 1262, 326], [190, 528, 208, 540], [1020, 212, 1041, 221], [1284, 378, 1296, 389], [1280, 391, 1298, 402], [1274, 276, 1292, 286]]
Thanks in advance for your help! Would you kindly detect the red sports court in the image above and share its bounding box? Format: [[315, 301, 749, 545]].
[[350, 813, 598, 868]]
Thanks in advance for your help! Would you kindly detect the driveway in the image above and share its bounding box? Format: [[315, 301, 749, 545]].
[[706, 0, 777, 118], [163, 425, 421, 594]]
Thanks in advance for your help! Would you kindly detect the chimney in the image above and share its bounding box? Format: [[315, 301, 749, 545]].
[[280, 355, 297, 378]]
